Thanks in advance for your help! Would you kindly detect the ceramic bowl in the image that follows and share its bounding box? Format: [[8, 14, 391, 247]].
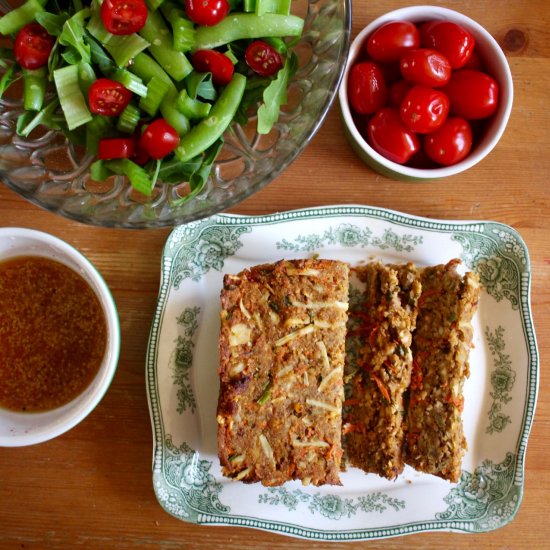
[[0, 228, 120, 446], [338, 5, 513, 180]]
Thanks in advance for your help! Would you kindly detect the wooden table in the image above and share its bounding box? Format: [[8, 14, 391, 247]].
[[1, 0, 548, 547]]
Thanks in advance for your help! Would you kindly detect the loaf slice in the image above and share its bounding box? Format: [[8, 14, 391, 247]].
[[343, 262, 421, 480], [217, 259, 349, 486], [405, 259, 481, 482]]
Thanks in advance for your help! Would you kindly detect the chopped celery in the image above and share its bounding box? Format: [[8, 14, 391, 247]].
[[243, 0, 255, 11], [90, 159, 113, 182], [116, 103, 141, 134], [53, 64, 92, 130], [104, 159, 154, 196], [0, 0, 46, 35], [139, 75, 170, 116], [112, 69, 148, 97]]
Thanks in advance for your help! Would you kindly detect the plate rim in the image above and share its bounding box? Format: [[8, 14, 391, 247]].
[[146, 204, 539, 540]]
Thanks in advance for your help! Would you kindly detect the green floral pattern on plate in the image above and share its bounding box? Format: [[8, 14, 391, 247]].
[[276, 223, 423, 252], [171, 307, 200, 414], [147, 205, 538, 541], [485, 326, 516, 434], [258, 487, 405, 518]]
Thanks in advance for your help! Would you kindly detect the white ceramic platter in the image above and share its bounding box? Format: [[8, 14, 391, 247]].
[[146, 205, 538, 541]]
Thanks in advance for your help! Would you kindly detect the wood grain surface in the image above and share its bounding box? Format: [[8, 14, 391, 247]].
[[1, 0, 549, 548]]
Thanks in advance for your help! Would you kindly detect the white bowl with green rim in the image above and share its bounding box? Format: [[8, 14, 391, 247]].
[[0, 228, 120, 446], [339, 5, 513, 180]]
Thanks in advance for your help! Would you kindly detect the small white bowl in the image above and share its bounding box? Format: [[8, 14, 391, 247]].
[[0, 228, 120, 446], [339, 5, 514, 180]]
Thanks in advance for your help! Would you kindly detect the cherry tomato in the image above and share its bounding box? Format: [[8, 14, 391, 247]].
[[185, 0, 229, 26], [245, 40, 284, 77], [100, 0, 148, 35], [400, 86, 449, 133], [366, 21, 420, 63], [388, 79, 412, 107], [348, 61, 387, 115], [367, 107, 420, 164], [400, 48, 451, 87], [98, 138, 135, 160], [191, 50, 234, 86], [421, 21, 475, 69], [442, 69, 499, 119], [88, 79, 132, 116], [463, 49, 483, 71], [424, 117, 473, 165], [13, 23, 55, 70], [139, 119, 180, 159]]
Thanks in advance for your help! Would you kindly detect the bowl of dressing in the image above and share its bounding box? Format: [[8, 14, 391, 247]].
[[0, 228, 120, 446]]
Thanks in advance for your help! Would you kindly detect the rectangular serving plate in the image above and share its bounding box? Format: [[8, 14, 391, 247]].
[[146, 205, 538, 541]]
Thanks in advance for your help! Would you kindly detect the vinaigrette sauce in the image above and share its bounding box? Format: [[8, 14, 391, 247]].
[[0, 256, 107, 412]]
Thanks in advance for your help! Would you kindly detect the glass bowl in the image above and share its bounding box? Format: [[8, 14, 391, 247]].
[[0, 0, 351, 228]]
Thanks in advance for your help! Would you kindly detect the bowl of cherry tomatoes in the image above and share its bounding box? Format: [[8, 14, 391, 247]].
[[339, 5, 513, 180]]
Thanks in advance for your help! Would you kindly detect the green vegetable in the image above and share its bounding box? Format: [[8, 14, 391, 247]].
[[53, 64, 92, 130], [87, 14, 150, 68], [22, 67, 47, 111], [104, 159, 154, 196], [0, 65, 20, 100], [116, 103, 141, 134], [177, 89, 211, 120], [174, 73, 246, 162], [58, 8, 92, 64], [139, 75, 170, 116], [0, 0, 46, 35], [90, 159, 113, 182], [35, 11, 70, 36], [16, 100, 62, 137], [138, 10, 193, 81], [185, 71, 217, 101], [257, 52, 297, 134], [256, 381, 272, 405], [193, 13, 304, 50], [86, 115, 113, 154], [112, 69, 148, 98], [77, 61, 96, 95], [255, 0, 291, 16]]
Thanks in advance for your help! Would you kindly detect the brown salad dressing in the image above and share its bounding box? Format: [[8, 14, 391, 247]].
[[0, 256, 107, 412]]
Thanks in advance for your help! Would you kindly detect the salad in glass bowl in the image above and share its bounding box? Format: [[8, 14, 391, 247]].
[[0, 0, 350, 227]]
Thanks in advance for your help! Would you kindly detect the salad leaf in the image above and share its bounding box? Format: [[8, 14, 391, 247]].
[[87, 34, 117, 74], [185, 71, 217, 101], [0, 65, 21, 99], [256, 52, 297, 134], [35, 11, 70, 36], [58, 8, 91, 64], [16, 100, 63, 137]]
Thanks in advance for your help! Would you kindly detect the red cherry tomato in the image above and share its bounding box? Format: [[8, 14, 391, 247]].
[[348, 61, 387, 115], [88, 79, 132, 116], [421, 20, 475, 69], [463, 49, 483, 71], [400, 86, 449, 134], [388, 79, 412, 107], [366, 21, 420, 63], [367, 107, 420, 164], [100, 0, 148, 35], [442, 69, 499, 119], [13, 23, 55, 70], [400, 48, 451, 87], [191, 50, 234, 86], [424, 117, 473, 165], [185, 0, 229, 26], [98, 138, 135, 160], [139, 119, 180, 159], [245, 40, 284, 77]]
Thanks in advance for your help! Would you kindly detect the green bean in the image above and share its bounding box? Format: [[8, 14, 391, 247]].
[[130, 53, 190, 135], [174, 73, 246, 162], [139, 10, 192, 81], [22, 67, 47, 111], [193, 14, 304, 51]]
